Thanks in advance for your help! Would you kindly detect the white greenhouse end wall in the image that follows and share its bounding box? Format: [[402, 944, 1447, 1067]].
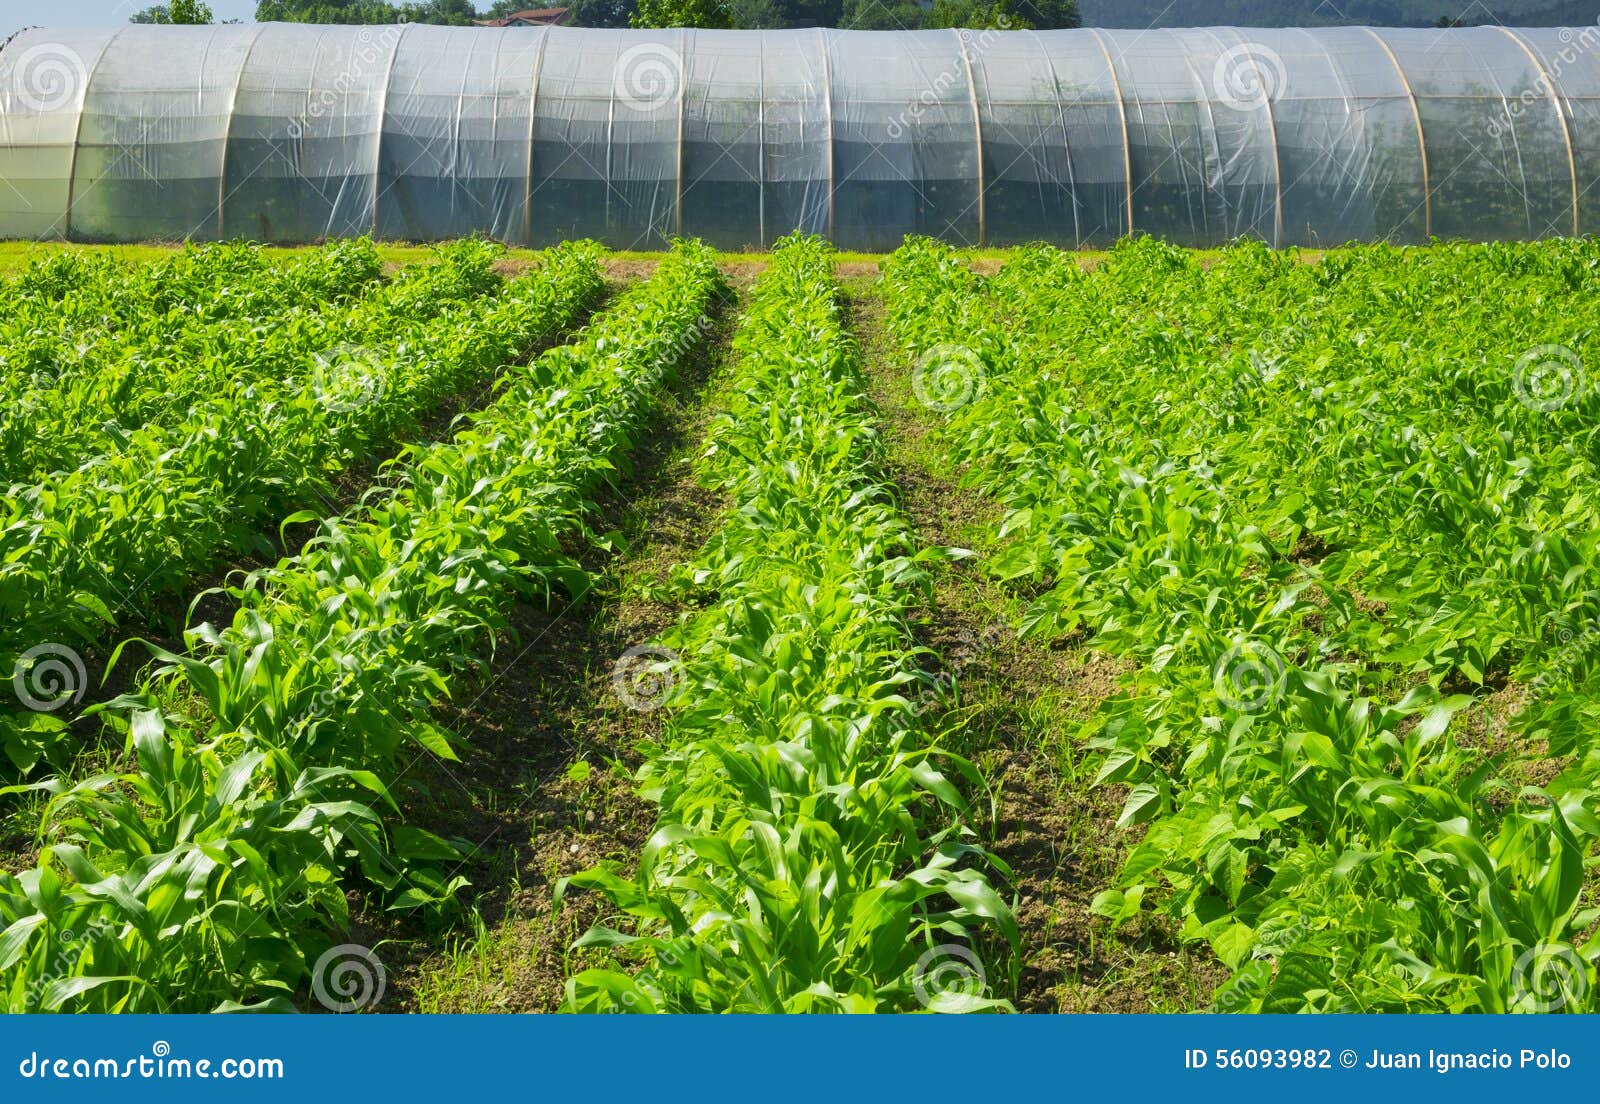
[[0, 23, 1595, 248]]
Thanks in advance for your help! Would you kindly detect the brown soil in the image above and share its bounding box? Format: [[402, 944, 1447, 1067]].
[[492, 257, 533, 279], [835, 260, 881, 279], [603, 259, 660, 282]]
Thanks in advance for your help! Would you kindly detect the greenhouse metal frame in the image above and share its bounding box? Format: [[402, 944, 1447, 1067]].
[[0, 22, 1595, 249]]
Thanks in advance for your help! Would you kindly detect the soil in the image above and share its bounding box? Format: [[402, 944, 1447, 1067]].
[[603, 259, 660, 282]]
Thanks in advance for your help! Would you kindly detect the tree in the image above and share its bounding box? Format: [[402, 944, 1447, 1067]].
[[926, 0, 1031, 28], [255, 1, 406, 21], [838, 0, 924, 28], [785, 0, 842, 24], [397, 0, 481, 23], [257, 0, 506, 21], [1013, 0, 1077, 27], [252, 0, 1072, 27], [631, 0, 732, 27], [564, 0, 640, 25], [132, 0, 215, 22], [723, 0, 788, 28]]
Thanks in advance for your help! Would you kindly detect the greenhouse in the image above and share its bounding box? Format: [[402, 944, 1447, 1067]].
[[0, 22, 1594, 249]]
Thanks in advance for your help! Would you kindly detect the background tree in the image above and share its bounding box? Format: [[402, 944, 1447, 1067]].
[[397, 0, 480, 23], [783, 0, 841, 23], [926, 0, 1033, 28], [255, 1, 408, 21], [836, 0, 921, 28], [1013, 0, 1078, 27], [564, 0, 640, 25], [132, 0, 216, 22], [631, 0, 732, 27], [723, 0, 788, 28], [250, 0, 1593, 26]]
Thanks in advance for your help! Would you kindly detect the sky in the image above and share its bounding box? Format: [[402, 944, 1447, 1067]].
[[6, 0, 260, 38]]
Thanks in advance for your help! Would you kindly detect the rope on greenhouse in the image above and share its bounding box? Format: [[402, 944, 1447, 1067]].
[[1497, 25, 1581, 237], [954, 28, 987, 246], [674, 26, 688, 238], [818, 26, 836, 242], [371, 24, 409, 237], [1231, 27, 1285, 248], [757, 41, 767, 245], [1363, 26, 1432, 239], [62, 25, 127, 242], [1026, 28, 1082, 248], [1087, 27, 1135, 238], [217, 24, 268, 241], [521, 26, 552, 247]]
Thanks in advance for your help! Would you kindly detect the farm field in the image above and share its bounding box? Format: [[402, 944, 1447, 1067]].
[[0, 234, 1595, 1014]]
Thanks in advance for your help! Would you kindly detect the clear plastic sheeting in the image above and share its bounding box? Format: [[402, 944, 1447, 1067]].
[[0, 23, 1595, 248]]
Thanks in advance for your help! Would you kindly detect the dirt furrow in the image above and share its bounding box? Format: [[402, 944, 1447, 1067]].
[[379, 271, 751, 1013], [843, 274, 1225, 1013]]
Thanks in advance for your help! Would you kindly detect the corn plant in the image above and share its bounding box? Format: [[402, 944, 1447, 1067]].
[[0, 240, 387, 483], [0, 241, 606, 776], [561, 234, 1015, 1014], [0, 241, 726, 1012], [881, 235, 1600, 1012]]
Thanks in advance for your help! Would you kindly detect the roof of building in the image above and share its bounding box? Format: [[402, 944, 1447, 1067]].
[[472, 8, 570, 26]]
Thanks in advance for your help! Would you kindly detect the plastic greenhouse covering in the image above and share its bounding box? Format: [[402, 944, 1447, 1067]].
[[0, 23, 1595, 249]]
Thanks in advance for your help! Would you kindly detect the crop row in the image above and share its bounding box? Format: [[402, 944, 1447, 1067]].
[[1, 240, 389, 483], [562, 234, 1015, 1013], [0, 241, 726, 1012], [0, 242, 606, 776], [882, 237, 1600, 1012], [2, 241, 358, 332]]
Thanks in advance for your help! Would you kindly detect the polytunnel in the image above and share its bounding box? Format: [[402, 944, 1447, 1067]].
[[0, 22, 1595, 249]]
